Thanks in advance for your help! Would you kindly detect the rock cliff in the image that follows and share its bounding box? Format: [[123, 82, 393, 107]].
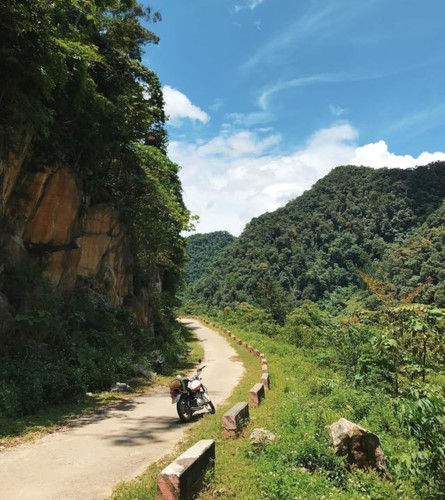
[[0, 141, 155, 329]]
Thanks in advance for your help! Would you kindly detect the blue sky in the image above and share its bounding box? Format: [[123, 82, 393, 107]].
[[142, 0, 445, 235]]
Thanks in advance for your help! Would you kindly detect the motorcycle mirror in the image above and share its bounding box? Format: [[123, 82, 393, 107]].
[[198, 359, 202, 363]]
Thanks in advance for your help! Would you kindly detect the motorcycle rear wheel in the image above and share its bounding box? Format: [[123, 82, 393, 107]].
[[177, 396, 193, 422]]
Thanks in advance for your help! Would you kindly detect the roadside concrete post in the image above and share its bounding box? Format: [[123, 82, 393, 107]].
[[156, 440, 215, 500], [249, 383, 265, 407], [222, 402, 250, 438]]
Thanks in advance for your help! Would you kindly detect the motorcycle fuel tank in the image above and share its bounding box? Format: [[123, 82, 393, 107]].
[[189, 379, 202, 391]]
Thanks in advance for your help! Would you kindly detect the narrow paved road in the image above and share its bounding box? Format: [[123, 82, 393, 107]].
[[0, 319, 244, 500]]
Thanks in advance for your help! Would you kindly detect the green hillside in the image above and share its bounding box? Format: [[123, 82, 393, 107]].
[[179, 162, 445, 499], [184, 231, 236, 284], [187, 163, 445, 318], [382, 199, 445, 306]]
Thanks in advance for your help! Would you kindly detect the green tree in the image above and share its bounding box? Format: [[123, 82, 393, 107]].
[[0, 1, 193, 417], [188, 163, 445, 313]]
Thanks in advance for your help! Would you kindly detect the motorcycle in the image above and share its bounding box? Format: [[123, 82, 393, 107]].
[[169, 361, 215, 422]]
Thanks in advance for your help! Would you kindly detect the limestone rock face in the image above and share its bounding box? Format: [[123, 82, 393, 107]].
[[6, 168, 53, 238], [1, 152, 156, 328], [44, 248, 81, 290], [327, 418, 391, 479], [23, 168, 81, 245], [77, 234, 113, 277]]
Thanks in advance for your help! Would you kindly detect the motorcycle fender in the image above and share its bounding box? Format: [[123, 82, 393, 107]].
[[171, 394, 181, 404]]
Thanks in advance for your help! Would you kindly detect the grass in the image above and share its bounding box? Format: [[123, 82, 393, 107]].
[[0, 321, 204, 449], [111, 318, 420, 500]]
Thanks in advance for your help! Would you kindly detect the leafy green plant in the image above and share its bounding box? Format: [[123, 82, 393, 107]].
[[398, 394, 445, 499], [355, 305, 444, 396], [282, 301, 334, 348]]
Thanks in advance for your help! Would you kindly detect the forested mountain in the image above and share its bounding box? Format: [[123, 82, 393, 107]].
[[187, 163, 445, 319], [383, 198, 445, 305], [184, 231, 235, 285], [0, 1, 191, 417]]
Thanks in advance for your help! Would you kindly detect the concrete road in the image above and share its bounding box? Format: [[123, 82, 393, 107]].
[[0, 319, 244, 500]]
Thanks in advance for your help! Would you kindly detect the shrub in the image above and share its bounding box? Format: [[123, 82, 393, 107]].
[[398, 394, 445, 499], [0, 281, 189, 419], [282, 301, 335, 348]]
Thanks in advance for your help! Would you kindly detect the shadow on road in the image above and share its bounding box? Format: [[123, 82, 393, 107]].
[[67, 400, 139, 428], [98, 412, 207, 447]]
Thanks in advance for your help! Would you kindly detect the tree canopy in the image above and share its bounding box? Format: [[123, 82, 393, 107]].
[[186, 163, 445, 316]]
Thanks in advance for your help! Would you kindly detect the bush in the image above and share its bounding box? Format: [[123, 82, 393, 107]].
[[257, 435, 347, 499], [282, 302, 335, 348], [291, 438, 346, 485], [0, 281, 189, 419], [398, 394, 445, 499]]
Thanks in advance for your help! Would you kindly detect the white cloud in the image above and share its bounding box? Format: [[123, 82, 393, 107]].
[[226, 111, 275, 127], [171, 122, 445, 236], [163, 85, 209, 125], [209, 98, 224, 112], [258, 74, 342, 110], [233, 0, 264, 14], [170, 124, 356, 235], [329, 104, 346, 116], [383, 102, 445, 135], [190, 130, 281, 158], [242, 4, 340, 71], [242, 2, 378, 72], [258, 70, 383, 110], [249, 0, 264, 8], [349, 140, 445, 168]]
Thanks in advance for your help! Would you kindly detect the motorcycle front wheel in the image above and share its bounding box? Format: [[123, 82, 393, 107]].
[[206, 401, 215, 414], [177, 396, 193, 422]]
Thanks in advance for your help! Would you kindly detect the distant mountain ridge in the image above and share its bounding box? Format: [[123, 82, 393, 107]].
[[185, 162, 445, 317]]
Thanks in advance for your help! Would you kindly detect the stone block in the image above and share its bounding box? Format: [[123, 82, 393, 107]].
[[261, 372, 270, 390], [249, 383, 265, 408], [222, 402, 250, 438], [253, 349, 261, 357], [261, 362, 268, 373], [156, 440, 215, 500]]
